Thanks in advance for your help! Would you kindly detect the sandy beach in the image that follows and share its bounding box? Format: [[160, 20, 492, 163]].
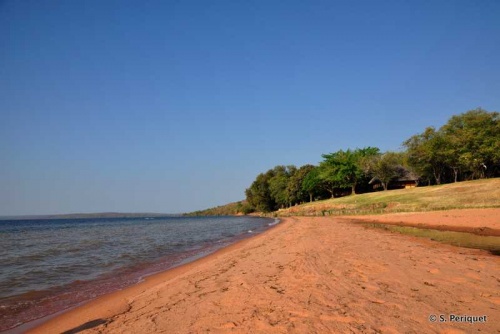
[[28, 209, 499, 334]]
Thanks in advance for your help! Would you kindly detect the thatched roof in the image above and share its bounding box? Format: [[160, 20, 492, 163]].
[[397, 168, 420, 181], [369, 167, 419, 184]]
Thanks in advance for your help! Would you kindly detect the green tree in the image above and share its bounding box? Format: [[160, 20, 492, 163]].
[[268, 165, 296, 209], [441, 108, 500, 180], [246, 165, 298, 211], [365, 152, 405, 190], [301, 166, 323, 202], [403, 127, 447, 185], [245, 170, 276, 212], [320, 147, 379, 195], [287, 164, 315, 205], [235, 201, 255, 215]]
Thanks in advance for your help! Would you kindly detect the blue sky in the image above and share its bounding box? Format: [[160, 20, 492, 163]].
[[1, 0, 499, 215]]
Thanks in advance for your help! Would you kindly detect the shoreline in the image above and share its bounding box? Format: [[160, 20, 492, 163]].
[[2, 217, 277, 333], [2, 241, 233, 333], [22, 219, 285, 334], [27, 210, 500, 333]]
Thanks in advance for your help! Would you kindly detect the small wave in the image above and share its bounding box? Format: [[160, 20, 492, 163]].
[[268, 218, 280, 226]]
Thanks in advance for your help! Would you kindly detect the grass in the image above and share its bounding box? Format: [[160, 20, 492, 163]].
[[276, 178, 500, 216]]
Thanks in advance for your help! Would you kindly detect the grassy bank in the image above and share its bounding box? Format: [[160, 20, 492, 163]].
[[275, 178, 500, 216]]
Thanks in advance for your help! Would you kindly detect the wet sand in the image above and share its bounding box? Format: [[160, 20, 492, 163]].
[[340, 208, 500, 236], [29, 210, 499, 333]]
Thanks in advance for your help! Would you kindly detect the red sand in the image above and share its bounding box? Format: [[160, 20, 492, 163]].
[[29, 209, 499, 333], [341, 208, 500, 236]]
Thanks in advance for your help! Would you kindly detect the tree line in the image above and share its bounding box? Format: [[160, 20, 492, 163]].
[[244, 108, 499, 213]]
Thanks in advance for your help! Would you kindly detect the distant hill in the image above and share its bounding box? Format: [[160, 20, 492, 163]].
[[0, 212, 176, 221], [185, 201, 253, 216]]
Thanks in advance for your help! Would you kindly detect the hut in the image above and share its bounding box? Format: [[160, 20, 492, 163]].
[[369, 169, 419, 190]]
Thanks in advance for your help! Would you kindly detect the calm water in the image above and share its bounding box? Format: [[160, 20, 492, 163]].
[[0, 216, 276, 331]]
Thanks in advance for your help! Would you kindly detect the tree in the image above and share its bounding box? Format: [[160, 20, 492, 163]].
[[246, 165, 299, 212], [365, 152, 405, 190], [302, 166, 322, 202], [245, 170, 275, 212], [320, 147, 379, 195], [235, 201, 255, 215], [441, 108, 500, 180], [268, 165, 296, 209], [403, 127, 447, 185], [287, 164, 315, 205]]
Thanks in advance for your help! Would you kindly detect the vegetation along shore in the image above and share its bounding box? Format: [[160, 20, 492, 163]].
[[189, 108, 499, 217]]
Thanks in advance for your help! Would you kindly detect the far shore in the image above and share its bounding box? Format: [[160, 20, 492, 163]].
[[28, 209, 499, 333]]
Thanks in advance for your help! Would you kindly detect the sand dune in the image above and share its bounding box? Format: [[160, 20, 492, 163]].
[[29, 210, 499, 333]]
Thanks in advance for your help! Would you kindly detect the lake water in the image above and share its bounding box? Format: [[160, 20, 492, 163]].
[[0, 216, 275, 332]]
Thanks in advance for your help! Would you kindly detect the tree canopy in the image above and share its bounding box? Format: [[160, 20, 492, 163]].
[[244, 108, 498, 213], [319, 147, 379, 195], [365, 152, 406, 191]]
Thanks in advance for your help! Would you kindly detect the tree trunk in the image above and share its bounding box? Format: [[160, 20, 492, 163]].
[[351, 183, 356, 195], [452, 167, 459, 183], [433, 168, 441, 185], [309, 193, 313, 202], [382, 182, 388, 191], [480, 164, 486, 179]]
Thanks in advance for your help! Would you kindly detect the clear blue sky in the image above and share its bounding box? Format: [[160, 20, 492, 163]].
[[1, 0, 499, 215]]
